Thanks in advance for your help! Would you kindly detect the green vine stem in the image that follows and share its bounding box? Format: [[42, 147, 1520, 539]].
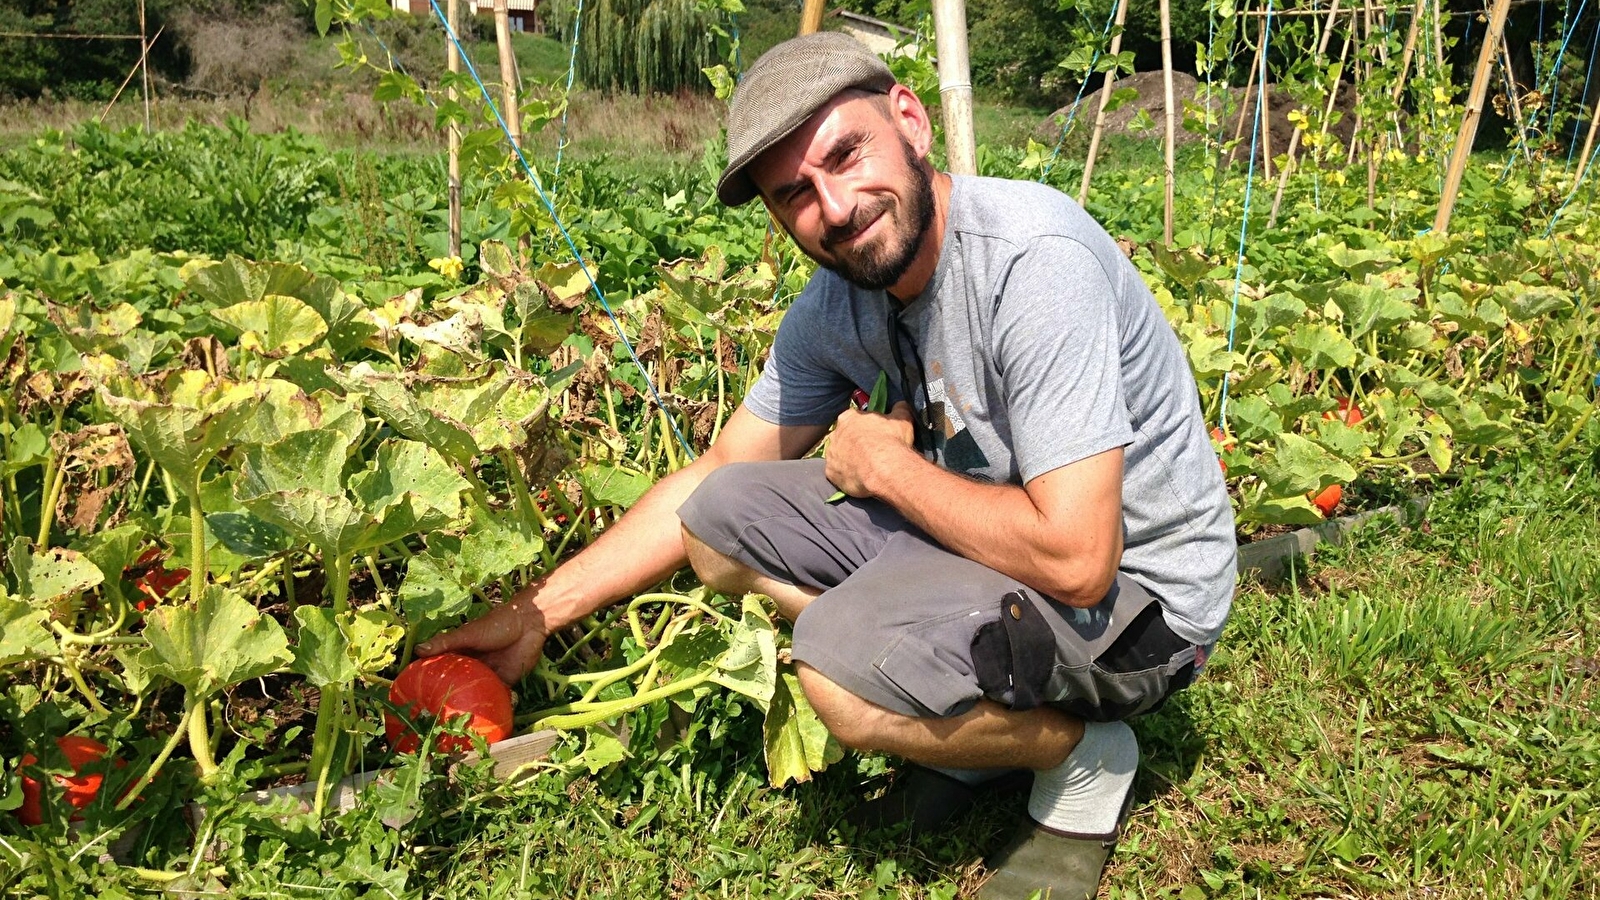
[[529, 667, 718, 731], [186, 691, 218, 781], [187, 472, 208, 606], [116, 703, 195, 811], [307, 552, 353, 817]]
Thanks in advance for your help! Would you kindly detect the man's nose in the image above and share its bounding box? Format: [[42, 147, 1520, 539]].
[[813, 176, 856, 228]]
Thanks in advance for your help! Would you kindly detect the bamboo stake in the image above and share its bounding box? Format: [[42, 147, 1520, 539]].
[[1316, 12, 1358, 153], [1434, 0, 1513, 233], [139, 0, 151, 132], [799, 0, 826, 35], [931, 0, 978, 175], [1229, 22, 1266, 168], [1363, 1, 1377, 207], [1391, 0, 1423, 104], [1258, 15, 1273, 180], [1079, 0, 1130, 205], [495, 0, 521, 148], [447, 0, 462, 259], [1159, 0, 1177, 244], [1500, 32, 1533, 163], [1383, 0, 1423, 158], [1267, 0, 1346, 226], [1574, 88, 1600, 183]]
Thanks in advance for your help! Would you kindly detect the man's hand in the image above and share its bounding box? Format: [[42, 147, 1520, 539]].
[[415, 585, 551, 685], [825, 400, 918, 498]]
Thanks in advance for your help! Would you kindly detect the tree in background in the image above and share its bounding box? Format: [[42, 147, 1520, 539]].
[[565, 0, 722, 94]]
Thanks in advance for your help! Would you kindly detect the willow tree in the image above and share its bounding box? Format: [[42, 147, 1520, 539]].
[[577, 0, 722, 94]]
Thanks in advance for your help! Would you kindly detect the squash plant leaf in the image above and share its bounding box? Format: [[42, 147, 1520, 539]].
[[1257, 433, 1357, 497], [0, 593, 56, 669], [578, 463, 653, 510], [455, 503, 542, 587], [331, 364, 482, 473], [211, 294, 329, 358], [73, 524, 145, 605], [1240, 492, 1326, 526], [1226, 395, 1282, 443], [1496, 284, 1571, 322], [399, 539, 473, 638], [763, 668, 844, 787], [1280, 324, 1358, 370], [96, 367, 266, 495], [139, 585, 291, 696], [1332, 280, 1419, 339], [291, 606, 359, 689], [7, 538, 104, 606], [709, 597, 778, 709]]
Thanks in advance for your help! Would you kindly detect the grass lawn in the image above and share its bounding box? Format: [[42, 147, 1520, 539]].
[[275, 450, 1597, 900]]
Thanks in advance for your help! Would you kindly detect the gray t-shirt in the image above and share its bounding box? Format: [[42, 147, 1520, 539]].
[[743, 175, 1236, 646]]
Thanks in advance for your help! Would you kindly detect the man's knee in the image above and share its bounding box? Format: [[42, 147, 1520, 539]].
[[681, 521, 747, 595], [796, 662, 893, 751]]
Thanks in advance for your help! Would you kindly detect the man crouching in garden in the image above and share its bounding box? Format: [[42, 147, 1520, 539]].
[[420, 32, 1237, 899]]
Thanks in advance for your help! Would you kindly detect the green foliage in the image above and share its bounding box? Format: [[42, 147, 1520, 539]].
[[576, 0, 724, 95]]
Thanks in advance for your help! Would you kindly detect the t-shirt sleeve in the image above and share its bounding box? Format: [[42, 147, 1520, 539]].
[[741, 286, 852, 426], [993, 236, 1135, 484]]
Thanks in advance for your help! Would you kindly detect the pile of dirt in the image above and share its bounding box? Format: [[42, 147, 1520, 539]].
[[1037, 70, 1361, 165]]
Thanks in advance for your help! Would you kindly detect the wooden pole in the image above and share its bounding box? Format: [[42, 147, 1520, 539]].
[[1573, 89, 1600, 183], [447, 0, 462, 259], [1434, 0, 1512, 233], [495, 0, 521, 148], [1499, 34, 1533, 162], [1228, 23, 1266, 167], [931, 0, 978, 175], [1391, 0, 1423, 104], [139, 0, 151, 132], [1258, 16, 1273, 180], [1267, 0, 1345, 226], [1159, 0, 1177, 244], [1079, 0, 1130, 205], [1362, 2, 1377, 207], [799, 0, 826, 35]]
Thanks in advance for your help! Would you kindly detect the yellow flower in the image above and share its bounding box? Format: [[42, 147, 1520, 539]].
[[1433, 86, 1450, 104], [428, 255, 465, 281]]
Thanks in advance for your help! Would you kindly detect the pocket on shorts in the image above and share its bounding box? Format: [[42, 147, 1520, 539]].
[[872, 606, 991, 718], [969, 590, 1058, 710], [1050, 653, 1198, 723]]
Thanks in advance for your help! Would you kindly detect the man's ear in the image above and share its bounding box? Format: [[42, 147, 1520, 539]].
[[887, 84, 934, 158]]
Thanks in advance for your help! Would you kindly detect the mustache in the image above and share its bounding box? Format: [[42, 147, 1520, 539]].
[[820, 199, 889, 251]]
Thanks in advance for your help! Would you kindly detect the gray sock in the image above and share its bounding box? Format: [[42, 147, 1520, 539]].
[[1027, 720, 1139, 835]]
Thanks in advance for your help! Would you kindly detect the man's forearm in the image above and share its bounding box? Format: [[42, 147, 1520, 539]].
[[517, 459, 712, 631], [868, 450, 1116, 607]]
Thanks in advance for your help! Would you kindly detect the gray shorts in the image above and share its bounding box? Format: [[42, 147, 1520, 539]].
[[677, 459, 1205, 720]]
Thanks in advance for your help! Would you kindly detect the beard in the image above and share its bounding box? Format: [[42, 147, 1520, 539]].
[[816, 139, 936, 291]]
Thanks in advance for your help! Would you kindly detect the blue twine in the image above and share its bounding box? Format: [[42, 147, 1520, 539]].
[[1567, 20, 1600, 166], [426, 0, 699, 461], [553, 0, 585, 183], [1544, 136, 1600, 236], [1218, 0, 1273, 430], [1547, 0, 1576, 133], [1039, 0, 1124, 182], [1505, 0, 1589, 180]]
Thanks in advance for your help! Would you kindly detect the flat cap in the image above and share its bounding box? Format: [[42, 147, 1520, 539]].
[[717, 32, 896, 207]]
